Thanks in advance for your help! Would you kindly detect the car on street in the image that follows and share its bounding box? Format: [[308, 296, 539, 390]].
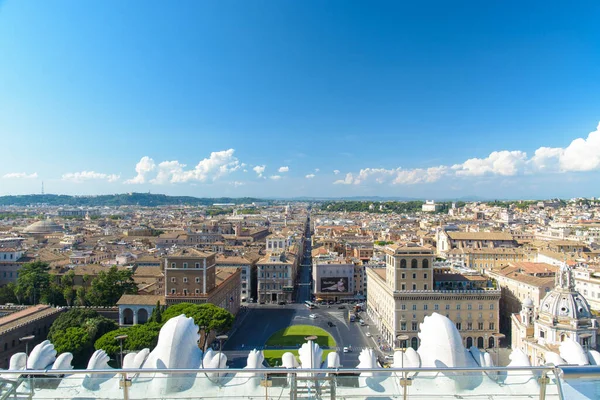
[[343, 347, 351, 353], [327, 321, 334, 327], [309, 314, 317, 319], [366, 332, 372, 337], [337, 305, 345, 309]]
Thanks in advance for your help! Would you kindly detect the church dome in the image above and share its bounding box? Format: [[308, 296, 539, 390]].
[[539, 263, 592, 321], [23, 219, 63, 234], [523, 298, 534, 308], [539, 290, 592, 320]]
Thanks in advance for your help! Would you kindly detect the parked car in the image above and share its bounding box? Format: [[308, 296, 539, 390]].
[[366, 332, 372, 337], [309, 314, 317, 319], [343, 347, 350, 353], [327, 321, 335, 327]]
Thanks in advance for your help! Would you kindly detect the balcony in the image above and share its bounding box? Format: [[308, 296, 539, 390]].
[[0, 365, 593, 399]]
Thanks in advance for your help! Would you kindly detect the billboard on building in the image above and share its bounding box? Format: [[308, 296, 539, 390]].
[[320, 277, 349, 293]]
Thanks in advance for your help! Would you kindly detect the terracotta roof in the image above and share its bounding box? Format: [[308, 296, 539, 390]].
[[117, 294, 165, 306], [446, 232, 514, 241]]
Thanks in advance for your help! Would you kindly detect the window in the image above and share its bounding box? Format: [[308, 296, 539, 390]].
[[401, 322, 407, 330], [411, 259, 418, 269], [489, 313, 494, 319], [456, 304, 461, 310], [171, 289, 176, 294], [400, 259, 407, 269], [183, 277, 188, 283], [412, 304, 417, 311], [424, 273, 428, 279], [434, 304, 439, 310], [423, 304, 428, 310], [489, 304, 494, 310], [478, 322, 484, 330], [467, 304, 472, 310], [195, 263, 200, 268], [401, 273, 406, 279], [195, 277, 200, 283], [183, 262, 188, 269], [411, 322, 418, 330], [195, 289, 200, 294], [478, 304, 483, 310], [539, 330, 545, 338], [424, 284, 428, 290], [412, 284, 416, 290], [183, 289, 188, 295], [445, 304, 450, 310], [467, 322, 473, 330], [171, 263, 176, 268], [401, 304, 406, 310], [456, 323, 462, 330], [171, 277, 176, 283], [489, 322, 495, 330], [423, 259, 429, 269], [412, 273, 416, 279], [401, 283, 406, 290]]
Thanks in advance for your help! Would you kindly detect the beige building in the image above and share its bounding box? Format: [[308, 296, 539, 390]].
[[511, 265, 598, 365], [367, 243, 501, 350], [257, 251, 295, 304], [163, 248, 241, 315], [437, 231, 517, 256]]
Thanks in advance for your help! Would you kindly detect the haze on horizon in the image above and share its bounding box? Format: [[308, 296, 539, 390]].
[[1, 1, 599, 200]]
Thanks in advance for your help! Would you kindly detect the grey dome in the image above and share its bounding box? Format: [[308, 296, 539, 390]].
[[539, 289, 592, 321], [23, 219, 63, 234], [523, 298, 534, 308]]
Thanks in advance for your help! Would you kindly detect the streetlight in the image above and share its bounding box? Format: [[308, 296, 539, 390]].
[[19, 335, 35, 368], [115, 335, 128, 368], [215, 334, 228, 380], [304, 335, 318, 396], [396, 334, 409, 399]]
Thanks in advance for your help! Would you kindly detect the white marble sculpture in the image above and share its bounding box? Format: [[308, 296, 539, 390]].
[[27, 340, 57, 369]]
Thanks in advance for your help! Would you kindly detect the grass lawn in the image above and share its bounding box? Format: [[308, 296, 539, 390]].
[[266, 325, 336, 348], [263, 349, 334, 367]]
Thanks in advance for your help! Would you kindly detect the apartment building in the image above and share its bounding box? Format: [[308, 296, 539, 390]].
[[216, 254, 257, 302], [437, 231, 517, 256], [257, 251, 295, 304], [464, 248, 528, 272], [487, 264, 556, 334], [0, 248, 26, 285], [573, 265, 600, 311], [312, 261, 356, 302], [366, 243, 501, 350], [163, 248, 241, 315]]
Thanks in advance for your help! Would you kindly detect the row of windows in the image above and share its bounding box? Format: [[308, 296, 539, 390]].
[[400, 283, 429, 290], [400, 272, 428, 280], [400, 320, 494, 332], [261, 272, 288, 278], [2, 272, 17, 278], [170, 288, 202, 295], [400, 304, 495, 311], [170, 262, 203, 269], [387, 257, 430, 269], [171, 277, 201, 283], [2, 254, 15, 260]]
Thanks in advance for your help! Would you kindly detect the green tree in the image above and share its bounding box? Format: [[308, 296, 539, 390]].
[[94, 323, 161, 356], [48, 309, 118, 367], [61, 271, 76, 306], [149, 301, 162, 323], [52, 327, 90, 360], [15, 261, 51, 304], [0, 283, 17, 305], [161, 303, 234, 350], [85, 266, 138, 306]]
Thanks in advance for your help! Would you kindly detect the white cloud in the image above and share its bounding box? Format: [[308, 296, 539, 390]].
[[130, 150, 240, 184], [62, 171, 120, 183], [169, 149, 240, 183], [315, 168, 320, 172], [305, 174, 315, 179], [333, 170, 340, 175], [334, 173, 355, 185], [231, 181, 245, 187], [270, 175, 282, 180], [150, 160, 186, 184], [253, 165, 266, 178], [452, 150, 528, 177], [125, 156, 156, 184], [278, 166, 289, 173], [332, 121, 600, 186], [2, 172, 38, 179]]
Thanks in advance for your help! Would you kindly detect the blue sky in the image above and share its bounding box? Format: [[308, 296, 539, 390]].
[[1, 0, 599, 199]]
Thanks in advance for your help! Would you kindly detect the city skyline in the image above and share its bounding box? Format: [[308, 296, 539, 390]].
[[1, 1, 600, 198]]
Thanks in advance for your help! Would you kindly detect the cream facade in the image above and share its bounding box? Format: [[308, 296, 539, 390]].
[[367, 243, 501, 350]]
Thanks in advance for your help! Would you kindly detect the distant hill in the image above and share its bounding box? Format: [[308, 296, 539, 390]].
[[0, 193, 269, 207]]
